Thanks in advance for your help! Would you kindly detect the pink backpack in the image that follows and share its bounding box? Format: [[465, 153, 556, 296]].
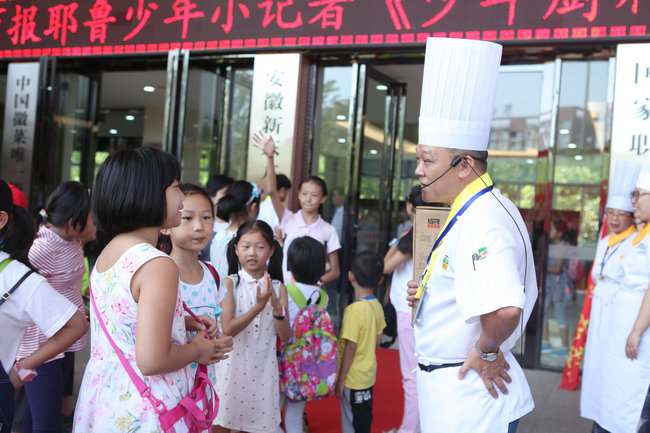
[[278, 284, 337, 402], [90, 287, 218, 433]]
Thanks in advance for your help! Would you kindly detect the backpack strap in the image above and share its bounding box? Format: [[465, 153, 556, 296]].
[[89, 285, 168, 415], [317, 288, 328, 308], [0, 258, 12, 273], [286, 284, 308, 309], [0, 266, 33, 307], [202, 261, 220, 288], [286, 284, 328, 309]]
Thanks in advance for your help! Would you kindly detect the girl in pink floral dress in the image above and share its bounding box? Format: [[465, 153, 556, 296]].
[[73, 147, 229, 433]]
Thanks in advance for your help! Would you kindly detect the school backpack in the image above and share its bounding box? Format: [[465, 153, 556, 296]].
[[278, 284, 337, 402]]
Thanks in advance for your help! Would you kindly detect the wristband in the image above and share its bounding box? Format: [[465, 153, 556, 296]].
[[273, 305, 286, 320], [388, 237, 398, 247], [14, 361, 37, 383], [266, 149, 279, 158]]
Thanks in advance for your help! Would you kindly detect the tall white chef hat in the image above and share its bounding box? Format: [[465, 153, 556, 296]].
[[419, 38, 502, 151], [607, 160, 641, 212], [636, 154, 650, 192]]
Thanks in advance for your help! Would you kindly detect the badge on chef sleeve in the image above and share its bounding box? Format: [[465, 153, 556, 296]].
[[472, 247, 487, 271], [442, 255, 450, 271]]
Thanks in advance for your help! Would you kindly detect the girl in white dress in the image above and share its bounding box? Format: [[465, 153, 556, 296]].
[[213, 220, 291, 433], [73, 147, 227, 433]]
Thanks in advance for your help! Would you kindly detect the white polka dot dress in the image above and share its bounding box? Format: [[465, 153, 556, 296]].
[[178, 261, 221, 387], [213, 269, 280, 432]]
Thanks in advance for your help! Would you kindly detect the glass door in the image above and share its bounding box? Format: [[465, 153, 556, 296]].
[[353, 67, 405, 257], [179, 54, 254, 184], [33, 57, 101, 203], [310, 63, 405, 323], [33, 55, 170, 200]]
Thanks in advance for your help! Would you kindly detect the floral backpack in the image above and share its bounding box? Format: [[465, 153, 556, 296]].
[[278, 284, 337, 402]]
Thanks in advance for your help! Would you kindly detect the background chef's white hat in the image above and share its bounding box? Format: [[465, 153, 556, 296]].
[[419, 38, 502, 151], [636, 154, 650, 192], [607, 160, 641, 212]]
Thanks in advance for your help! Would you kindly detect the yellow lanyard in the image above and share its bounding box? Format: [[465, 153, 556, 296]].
[[414, 173, 494, 299]]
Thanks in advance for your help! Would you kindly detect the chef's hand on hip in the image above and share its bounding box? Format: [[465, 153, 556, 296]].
[[458, 348, 511, 399], [406, 280, 418, 306], [626, 330, 642, 360]]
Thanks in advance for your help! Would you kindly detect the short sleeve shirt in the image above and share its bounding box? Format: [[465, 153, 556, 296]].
[[279, 210, 341, 284], [414, 186, 538, 364], [338, 297, 386, 390], [0, 251, 77, 373]]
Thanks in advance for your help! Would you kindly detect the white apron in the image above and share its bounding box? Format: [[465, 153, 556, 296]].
[[417, 351, 532, 433], [581, 234, 650, 432]]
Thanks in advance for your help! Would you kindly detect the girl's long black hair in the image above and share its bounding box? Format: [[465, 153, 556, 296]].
[[226, 219, 283, 282], [0, 180, 36, 267]]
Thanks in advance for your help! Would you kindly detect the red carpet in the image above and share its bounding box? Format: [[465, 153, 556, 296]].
[[304, 348, 404, 432]]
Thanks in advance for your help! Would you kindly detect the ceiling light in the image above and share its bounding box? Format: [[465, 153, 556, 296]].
[[109, 129, 118, 134], [338, 138, 346, 143], [376, 84, 388, 91], [143, 86, 155, 93], [568, 143, 577, 149], [574, 155, 583, 161], [559, 129, 570, 134], [336, 115, 347, 121], [369, 149, 378, 155], [125, 115, 135, 121]]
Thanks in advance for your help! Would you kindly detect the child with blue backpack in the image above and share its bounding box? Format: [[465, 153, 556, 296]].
[[275, 236, 332, 433]]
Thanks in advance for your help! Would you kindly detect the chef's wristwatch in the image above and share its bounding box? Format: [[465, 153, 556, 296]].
[[475, 342, 499, 362]]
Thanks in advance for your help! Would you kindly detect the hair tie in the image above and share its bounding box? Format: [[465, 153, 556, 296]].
[[245, 182, 261, 206], [39, 209, 48, 220]]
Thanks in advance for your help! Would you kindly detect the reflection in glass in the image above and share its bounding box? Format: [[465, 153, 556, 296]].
[[356, 76, 390, 254], [182, 68, 221, 185], [541, 61, 610, 367], [313, 66, 353, 233], [312, 66, 354, 325], [56, 73, 92, 182], [220, 68, 253, 180]]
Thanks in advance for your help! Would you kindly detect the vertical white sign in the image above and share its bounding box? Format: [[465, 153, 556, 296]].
[[611, 44, 650, 163], [1, 62, 40, 199], [247, 53, 301, 183]]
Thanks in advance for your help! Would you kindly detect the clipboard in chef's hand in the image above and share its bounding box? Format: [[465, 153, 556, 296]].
[[411, 206, 450, 324]]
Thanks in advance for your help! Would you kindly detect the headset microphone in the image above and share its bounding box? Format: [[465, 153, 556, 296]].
[[419, 156, 464, 191]]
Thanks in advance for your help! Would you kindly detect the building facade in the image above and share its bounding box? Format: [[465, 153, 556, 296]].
[[0, 0, 648, 369]]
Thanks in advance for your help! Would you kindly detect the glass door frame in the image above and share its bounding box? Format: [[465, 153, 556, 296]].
[[34, 56, 102, 193], [175, 52, 255, 181], [338, 62, 406, 309]]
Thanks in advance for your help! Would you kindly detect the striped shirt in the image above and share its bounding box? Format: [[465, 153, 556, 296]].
[[17, 226, 88, 361]]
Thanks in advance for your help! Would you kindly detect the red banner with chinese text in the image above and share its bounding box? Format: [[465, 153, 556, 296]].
[[559, 216, 608, 391], [0, 0, 646, 58]]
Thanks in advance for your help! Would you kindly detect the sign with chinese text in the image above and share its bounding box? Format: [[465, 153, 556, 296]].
[[247, 53, 300, 183], [611, 43, 650, 163], [0, 0, 646, 58], [1, 62, 39, 199]]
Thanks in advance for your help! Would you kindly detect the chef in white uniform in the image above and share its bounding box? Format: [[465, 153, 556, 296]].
[[621, 156, 650, 433], [580, 160, 641, 433], [406, 38, 538, 433]]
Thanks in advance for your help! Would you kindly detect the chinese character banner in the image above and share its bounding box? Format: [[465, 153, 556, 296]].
[[611, 43, 650, 161], [0, 0, 646, 58]]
